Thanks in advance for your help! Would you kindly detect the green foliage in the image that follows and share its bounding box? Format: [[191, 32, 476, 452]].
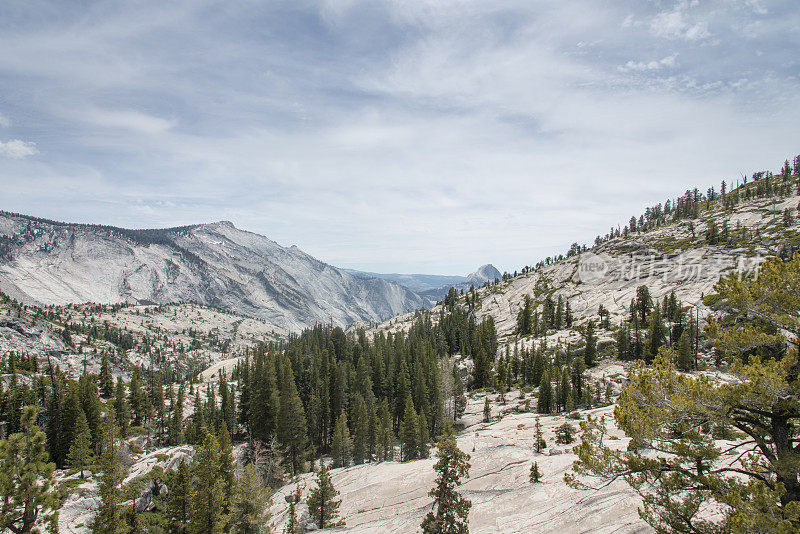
[[306, 464, 342, 529], [92, 410, 125, 534], [0, 406, 60, 534], [420, 430, 471, 534], [331, 410, 352, 468], [189, 432, 226, 534], [529, 462, 542, 483], [554, 422, 576, 445], [67, 408, 93, 479], [230, 464, 272, 534], [568, 256, 800, 534]]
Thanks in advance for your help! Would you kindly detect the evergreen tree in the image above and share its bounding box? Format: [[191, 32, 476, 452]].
[[584, 320, 597, 368], [93, 409, 125, 534], [529, 462, 542, 483], [537, 371, 552, 414], [218, 424, 236, 517], [533, 417, 545, 453], [283, 486, 302, 534], [400, 395, 419, 461], [331, 410, 352, 468], [249, 351, 279, 443], [277, 365, 308, 476], [166, 459, 191, 534], [352, 394, 368, 465], [420, 430, 471, 534], [482, 396, 491, 423], [418, 407, 430, 459], [189, 432, 226, 534], [377, 399, 394, 461], [676, 328, 693, 371], [229, 464, 272, 534], [99, 353, 113, 398], [0, 406, 59, 534], [306, 464, 342, 529], [67, 408, 93, 479]]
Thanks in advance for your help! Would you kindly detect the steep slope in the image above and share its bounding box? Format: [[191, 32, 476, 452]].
[[0, 213, 425, 333]]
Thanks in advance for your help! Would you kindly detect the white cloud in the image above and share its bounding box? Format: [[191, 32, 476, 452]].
[[619, 53, 678, 72], [0, 139, 38, 159], [0, 113, 10, 127], [650, 2, 710, 41], [82, 108, 176, 134]]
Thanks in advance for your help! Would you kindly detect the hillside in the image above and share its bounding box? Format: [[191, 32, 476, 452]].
[[0, 214, 425, 333]]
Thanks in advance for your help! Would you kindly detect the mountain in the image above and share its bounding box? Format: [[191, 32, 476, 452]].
[[0, 213, 425, 333], [464, 263, 502, 285], [343, 269, 467, 292]]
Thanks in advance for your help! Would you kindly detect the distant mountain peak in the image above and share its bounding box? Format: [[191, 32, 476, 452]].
[[465, 264, 501, 285]]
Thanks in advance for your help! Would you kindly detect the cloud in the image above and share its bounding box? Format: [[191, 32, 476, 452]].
[[650, 2, 710, 41], [0, 113, 10, 127], [619, 53, 678, 72], [0, 0, 798, 274], [81, 108, 176, 134], [0, 139, 38, 159]]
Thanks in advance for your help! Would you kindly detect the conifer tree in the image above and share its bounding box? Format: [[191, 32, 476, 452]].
[[584, 321, 597, 368], [331, 410, 352, 468], [99, 353, 113, 398], [166, 459, 191, 534], [230, 464, 272, 534], [537, 372, 552, 414], [352, 394, 368, 465], [283, 486, 302, 534], [93, 409, 125, 534], [0, 406, 60, 534], [218, 424, 236, 516], [420, 429, 471, 534], [529, 462, 542, 483], [533, 417, 545, 453], [277, 365, 308, 476], [67, 408, 93, 479], [306, 464, 341, 529], [377, 399, 394, 461], [418, 407, 430, 459], [482, 396, 491, 423], [189, 432, 226, 534], [400, 395, 419, 461]]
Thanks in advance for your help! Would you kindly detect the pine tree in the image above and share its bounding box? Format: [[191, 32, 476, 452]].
[[218, 424, 236, 517], [400, 395, 419, 461], [283, 486, 303, 534], [555, 422, 576, 444], [67, 408, 93, 479], [331, 410, 352, 468], [420, 430, 471, 534], [529, 462, 542, 483], [537, 371, 552, 414], [93, 409, 125, 534], [277, 365, 308, 476], [352, 394, 368, 465], [482, 396, 491, 423], [166, 459, 191, 534], [377, 399, 394, 461], [0, 406, 59, 534], [584, 321, 597, 367], [229, 464, 272, 534], [677, 328, 693, 371], [306, 463, 342, 529], [189, 432, 226, 534], [533, 417, 545, 453], [418, 407, 431, 459], [99, 353, 113, 398]]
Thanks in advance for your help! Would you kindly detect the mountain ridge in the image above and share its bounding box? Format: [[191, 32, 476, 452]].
[[0, 212, 425, 333]]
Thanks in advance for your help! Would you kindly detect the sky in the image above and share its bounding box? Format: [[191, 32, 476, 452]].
[[1, 0, 798, 275]]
